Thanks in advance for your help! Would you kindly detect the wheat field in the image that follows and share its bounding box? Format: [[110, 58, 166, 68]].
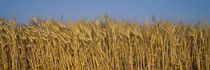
[[0, 16, 209, 70]]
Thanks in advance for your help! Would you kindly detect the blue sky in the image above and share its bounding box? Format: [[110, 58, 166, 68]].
[[0, 0, 210, 23]]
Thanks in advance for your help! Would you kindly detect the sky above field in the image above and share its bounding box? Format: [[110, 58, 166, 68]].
[[0, 0, 210, 23]]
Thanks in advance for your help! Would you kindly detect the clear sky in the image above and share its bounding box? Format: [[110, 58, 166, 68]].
[[0, 0, 210, 23]]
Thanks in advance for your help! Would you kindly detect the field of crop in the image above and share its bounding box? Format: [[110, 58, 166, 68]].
[[0, 16, 209, 70]]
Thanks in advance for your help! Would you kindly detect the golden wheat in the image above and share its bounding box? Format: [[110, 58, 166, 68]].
[[0, 16, 209, 70]]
